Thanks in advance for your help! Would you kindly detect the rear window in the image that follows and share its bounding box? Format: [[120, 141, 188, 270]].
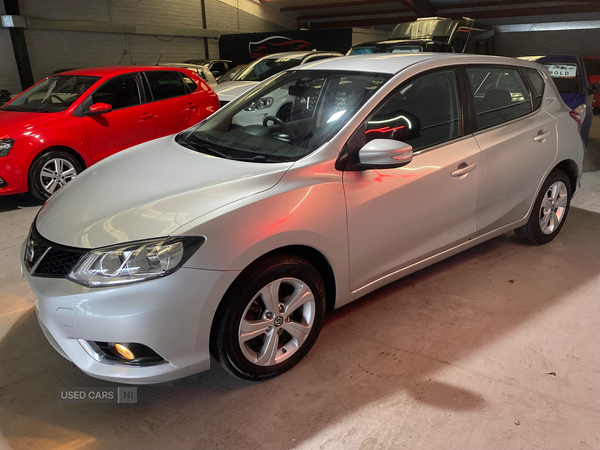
[[542, 63, 581, 94], [145, 71, 187, 101]]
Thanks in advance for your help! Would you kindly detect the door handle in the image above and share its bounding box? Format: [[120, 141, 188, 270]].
[[534, 130, 550, 143], [451, 162, 477, 178], [141, 112, 153, 120], [187, 103, 196, 110]]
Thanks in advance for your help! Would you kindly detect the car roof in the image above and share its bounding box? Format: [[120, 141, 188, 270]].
[[54, 66, 191, 77], [258, 51, 343, 61], [297, 53, 543, 74], [521, 55, 580, 63]]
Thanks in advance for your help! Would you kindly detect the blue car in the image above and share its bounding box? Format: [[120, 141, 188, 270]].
[[524, 55, 598, 146]]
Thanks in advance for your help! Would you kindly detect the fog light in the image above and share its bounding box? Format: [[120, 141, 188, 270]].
[[114, 343, 135, 361]]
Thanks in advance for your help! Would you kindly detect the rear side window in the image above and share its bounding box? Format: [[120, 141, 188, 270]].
[[466, 67, 531, 131], [522, 68, 545, 110], [145, 71, 187, 101], [181, 74, 198, 93], [92, 76, 141, 110]]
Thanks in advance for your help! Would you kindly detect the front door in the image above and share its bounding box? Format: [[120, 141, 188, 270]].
[[344, 69, 481, 291], [83, 74, 156, 163]]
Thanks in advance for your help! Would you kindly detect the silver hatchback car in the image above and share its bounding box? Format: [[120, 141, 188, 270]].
[[22, 54, 584, 383]]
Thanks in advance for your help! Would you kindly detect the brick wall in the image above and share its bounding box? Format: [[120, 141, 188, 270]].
[[13, 0, 285, 85], [0, 3, 22, 93]]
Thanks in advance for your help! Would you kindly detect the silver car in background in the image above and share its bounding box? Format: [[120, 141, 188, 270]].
[[22, 53, 584, 383]]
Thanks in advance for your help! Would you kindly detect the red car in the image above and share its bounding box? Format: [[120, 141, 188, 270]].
[[584, 56, 600, 113], [0, 66, 219, 199]]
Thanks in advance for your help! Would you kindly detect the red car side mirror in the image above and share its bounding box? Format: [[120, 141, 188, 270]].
[[85, 102, 112, 116]]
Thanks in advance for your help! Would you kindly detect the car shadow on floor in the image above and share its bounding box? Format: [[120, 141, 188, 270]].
[[0, 206, 599, 449], [0, 194, 43, 213]]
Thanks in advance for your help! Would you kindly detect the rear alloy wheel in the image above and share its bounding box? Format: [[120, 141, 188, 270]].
[[29, 151, 82, 200], [516, 169, 571, 245], [211, 254, 326, 381]]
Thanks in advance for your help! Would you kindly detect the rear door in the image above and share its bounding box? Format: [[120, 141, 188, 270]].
[[83, 73, 156, 163], [466, 66, 558, 234], [144, 70, 197, 137]]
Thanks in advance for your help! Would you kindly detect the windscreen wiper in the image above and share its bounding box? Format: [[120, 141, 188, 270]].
[[180, 140, 231, 159]]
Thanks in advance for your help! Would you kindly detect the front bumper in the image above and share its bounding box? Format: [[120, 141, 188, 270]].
[[0, 151, 30, 195], [22, 243, 239, 384]]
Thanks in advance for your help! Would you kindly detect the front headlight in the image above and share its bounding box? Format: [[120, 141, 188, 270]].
[[244, 97, 274, 111], [67, 236, 205, 287], [0, 139, 15, 157]]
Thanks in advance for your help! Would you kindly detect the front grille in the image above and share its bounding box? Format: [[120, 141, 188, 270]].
[[24, 225, 86, 278], [219, 100, 229, 108], [35, 249, 85, 276]]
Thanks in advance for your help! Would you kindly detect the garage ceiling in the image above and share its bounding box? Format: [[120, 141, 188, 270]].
[[260, 0, 600, 29]]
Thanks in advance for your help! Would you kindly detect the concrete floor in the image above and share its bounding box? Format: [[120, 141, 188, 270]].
[[1, 122, 599, 450]]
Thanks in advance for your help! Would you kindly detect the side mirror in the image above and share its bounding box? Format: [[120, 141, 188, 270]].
[[358, 139, 413, 169], [85, 102, 112, 116]]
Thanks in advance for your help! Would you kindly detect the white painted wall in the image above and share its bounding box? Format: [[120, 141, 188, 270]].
[[11, 0, 289, 84], [0, 3, 22, 93]]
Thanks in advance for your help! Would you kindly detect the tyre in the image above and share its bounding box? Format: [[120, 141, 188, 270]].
[[29, 151, 82, 200], [515, 169, 571, 245], [211, 254, 326, 381]]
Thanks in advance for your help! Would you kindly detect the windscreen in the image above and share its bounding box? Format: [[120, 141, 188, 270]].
[[542, 62, 581, 94], [1, 75, 99, 113], [349, 43, 424, 55], [232, 57, 302, 82], [178, 70, 390, 162]]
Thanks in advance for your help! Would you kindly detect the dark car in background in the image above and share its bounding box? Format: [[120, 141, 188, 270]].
[[521, 55, 598, 146], [348, 39, 454, 55]]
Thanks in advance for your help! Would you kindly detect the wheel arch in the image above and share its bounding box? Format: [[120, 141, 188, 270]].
[[553, 159, 579, 197], [29, 145, 87, 175], [27, 145, 88, 195]]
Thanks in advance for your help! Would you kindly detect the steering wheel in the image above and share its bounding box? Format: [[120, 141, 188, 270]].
[[263, 115, 287, 130], [45, 94, 65, 104]]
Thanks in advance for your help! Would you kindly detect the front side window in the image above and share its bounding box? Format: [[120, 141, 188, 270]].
[[145, 71, 187, 101], [232, 58, 302, 82], [1, 75, 99, 113], [177, 70, 390, 162], [363, 69, 461, 152], [467, 67, 532, 130], [92, 76, 141, 110]]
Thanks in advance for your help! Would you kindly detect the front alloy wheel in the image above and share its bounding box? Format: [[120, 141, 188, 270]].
[[238, 277, 316, 366], [29, 150, 82, 200], [212, 254, 326, 380]]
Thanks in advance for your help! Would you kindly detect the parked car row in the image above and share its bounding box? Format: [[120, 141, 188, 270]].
[[20, 53, 584, 384]]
